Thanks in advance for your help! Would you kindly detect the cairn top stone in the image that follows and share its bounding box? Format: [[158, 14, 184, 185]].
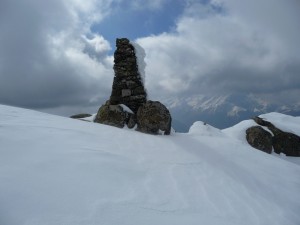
[[109, 38, 147, 113], [116, 38, 130, 45]]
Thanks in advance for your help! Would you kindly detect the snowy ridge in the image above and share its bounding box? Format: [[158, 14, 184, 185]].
[[0, 104, 300, 225]]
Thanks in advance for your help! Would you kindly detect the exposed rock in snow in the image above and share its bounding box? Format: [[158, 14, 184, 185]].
[[251, 116, 300, 156], [246, 126, 273, 154], [70, 113, 92, 119], [94, 102, 130, 128], [136, 100, 172, 135]]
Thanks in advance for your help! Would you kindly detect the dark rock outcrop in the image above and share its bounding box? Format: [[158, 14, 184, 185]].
[[272, 132, 300, 156], [136, 101, 172, 135], [94, 102, 131, 128], [109, 38, 147, 114], [247, 116, 300, 156], [70, 113, 92, 119], [246, 126, 273, 154], [253, 116, 281, 135]]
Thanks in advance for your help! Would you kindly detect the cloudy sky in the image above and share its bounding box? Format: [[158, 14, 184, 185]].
[[0, 0, 299, 115]]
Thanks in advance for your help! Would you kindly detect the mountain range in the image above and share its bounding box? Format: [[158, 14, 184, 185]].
[[166, 93, 300, 132]]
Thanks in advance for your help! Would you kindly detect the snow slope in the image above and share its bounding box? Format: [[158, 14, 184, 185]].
[[0, 105, 299, 225]]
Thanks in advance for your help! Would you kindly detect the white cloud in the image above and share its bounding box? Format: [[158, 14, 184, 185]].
[[136, 0, 300, 104], [0, 0, 115, 113], [82, 34, 112, 60], [130, 0, 170, 10]]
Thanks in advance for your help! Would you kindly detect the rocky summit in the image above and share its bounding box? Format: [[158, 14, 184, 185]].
[[95, 38, 172, 135]]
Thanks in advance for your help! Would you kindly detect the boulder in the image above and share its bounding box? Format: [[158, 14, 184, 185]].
[[94, 103, 129, 128], [136, 101, 172, 135], [272, 132, 300, 156], [250, 116, 300, 156], [246, 126, 273, 154], [70, 113, 92, 119]]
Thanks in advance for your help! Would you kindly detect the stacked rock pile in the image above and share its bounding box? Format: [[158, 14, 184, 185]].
[[94, 38, 172, 135], [110, 38, 147, 113]]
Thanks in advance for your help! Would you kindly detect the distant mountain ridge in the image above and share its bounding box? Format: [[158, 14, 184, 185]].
[[164, 94, 300, 132]]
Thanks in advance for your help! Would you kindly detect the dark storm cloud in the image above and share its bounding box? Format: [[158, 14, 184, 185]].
[[0, 0, 113, 111], [197, 61, 300, 94]]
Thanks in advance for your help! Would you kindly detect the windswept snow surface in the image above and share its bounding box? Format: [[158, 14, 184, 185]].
[[0, 105, 300, 225]]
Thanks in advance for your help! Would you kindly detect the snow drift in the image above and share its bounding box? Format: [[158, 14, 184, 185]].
[[0, 104, 299, 225]]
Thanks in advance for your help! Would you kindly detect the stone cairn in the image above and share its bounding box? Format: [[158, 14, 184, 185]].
[[94, 38, 172, 135], [110, 38, 147, 113]]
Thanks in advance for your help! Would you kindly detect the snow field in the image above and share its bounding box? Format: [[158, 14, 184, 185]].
[[0, 105, 300, 225]]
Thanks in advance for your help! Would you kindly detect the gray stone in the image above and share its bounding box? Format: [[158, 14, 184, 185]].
[[250, 116, 300, 156], [70, 113, 92, 119], [136, 101, 172, 135], [94, 103, 128, 128], [246, 126, 273, 154], [273, 132, 300, 156], [122, 89, 131, 97]]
